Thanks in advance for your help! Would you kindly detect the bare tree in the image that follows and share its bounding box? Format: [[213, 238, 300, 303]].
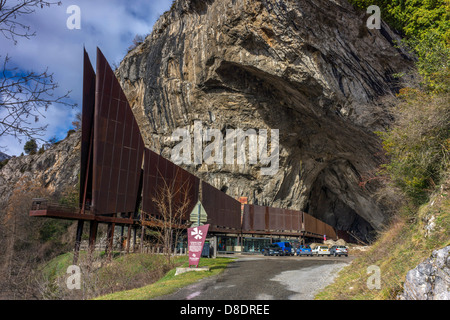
[[141, 169, 194, 264], [0, 0, 75, 145], [128, 34, 145, 51], [0, 177, 49, 299], [0, 0, 61, 43], [71, 112, 82, 131]]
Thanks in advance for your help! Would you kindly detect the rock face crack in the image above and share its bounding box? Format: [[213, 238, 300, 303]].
[[117, 0, 413, 239], [400, 246, 450, 300]]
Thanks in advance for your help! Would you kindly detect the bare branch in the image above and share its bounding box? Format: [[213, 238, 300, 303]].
[[0, 54, 76, 143], [141, 168, 194, 263], [0, 0, 62, 44], [0, 1, 73, 146]]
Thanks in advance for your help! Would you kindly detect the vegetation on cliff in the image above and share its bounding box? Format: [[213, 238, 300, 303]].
[[318, 0, 450, 300], [363, 0, 450, 207]]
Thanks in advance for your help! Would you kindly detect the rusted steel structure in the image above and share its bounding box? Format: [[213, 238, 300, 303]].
[[242, 205, 302, 236], [142, 147, 199, 220], [92, 48, 145, 216], [241, 205, 336, 239], [29, 48, 339, 262], [201, 181, 242, 233], [30, 48, 145, 262]]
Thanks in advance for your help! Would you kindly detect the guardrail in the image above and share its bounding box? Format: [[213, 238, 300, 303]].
[[31, 198, 81, 214]]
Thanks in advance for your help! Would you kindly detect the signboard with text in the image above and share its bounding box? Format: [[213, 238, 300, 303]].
[[188, 224, 210, 268]]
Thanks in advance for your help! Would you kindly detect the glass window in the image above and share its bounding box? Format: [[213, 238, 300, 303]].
[[243, 238, 271, 252]]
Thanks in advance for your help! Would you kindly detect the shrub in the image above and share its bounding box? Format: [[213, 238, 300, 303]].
[[24, 139, 38, 155], [376, 87, 450, 204]]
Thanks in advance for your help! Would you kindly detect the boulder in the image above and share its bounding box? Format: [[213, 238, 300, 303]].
[[399, 246, 450, 300]]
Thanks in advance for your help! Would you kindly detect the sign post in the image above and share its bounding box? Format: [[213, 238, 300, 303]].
[[188, 224, 210, 268], [189, 200, 208, 228]]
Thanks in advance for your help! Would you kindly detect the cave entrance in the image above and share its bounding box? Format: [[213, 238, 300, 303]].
[[306, 164, 376, 243]]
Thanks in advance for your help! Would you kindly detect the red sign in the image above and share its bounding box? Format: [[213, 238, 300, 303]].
[[188, 224, 210, 268]]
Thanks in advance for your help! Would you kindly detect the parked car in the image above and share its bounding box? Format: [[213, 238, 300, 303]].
[[273, 242, 294, 256], [262, 244, 284, 256], [296, 245, 313, 256], [329, 245, 348, 257], [313, 245, 330, 256]]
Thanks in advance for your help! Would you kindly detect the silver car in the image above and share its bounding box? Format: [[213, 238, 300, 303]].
[[330, 245, 348, 257]]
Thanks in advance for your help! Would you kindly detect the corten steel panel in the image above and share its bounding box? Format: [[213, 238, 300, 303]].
[[273, 207, 284, 230], [321, 221, 326, 235], [271, 207, 280, 230], [302, 213, 336, 237], [92, 48, 144, 215], [257, 205, 268, 230], [242, 204, 268, 232], [317, 219, 324, 236], [265, 206, 270, 230], [313, 216, 320, 234], [313, 215, 319, 234], [142, 148, 199, 220], [325, 224, 336, 239], [242, 205, 304, 233], [201, 181, 241, 231], [80, 49, 96, 208], [252, 205, 266, 231], [287, 209, 300, 231], [295, 211, 302, 230], [284, 210, 292, 230], [242, 205, 253, 232], [274, 208, 283, 230], [303, 213, 317, 234]]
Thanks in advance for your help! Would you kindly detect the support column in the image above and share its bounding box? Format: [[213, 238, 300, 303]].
[[126, 225, 132, 254], [140, 225, 144, 253], [105, 223, 115, 261], [213, 235, 217, 259], [73, 220, 84, 265], [133, 226, 137, 253], [87, 221, 98, 266], [120, 225, 125, 251], [88, 221, 98, 251]]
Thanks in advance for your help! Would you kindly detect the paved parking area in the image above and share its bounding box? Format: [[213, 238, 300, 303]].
[[155, 255, 353, 300]]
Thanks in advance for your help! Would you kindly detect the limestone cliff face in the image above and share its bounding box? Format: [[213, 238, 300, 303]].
[[117, 0, 412, 240], [0, 132, 80, 207]]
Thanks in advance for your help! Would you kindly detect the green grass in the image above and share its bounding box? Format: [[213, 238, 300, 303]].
[[40, 251, 76, 281], [39, 250, 235, 300], [40, 250, 121, 282], [95, 257, 235, 300]]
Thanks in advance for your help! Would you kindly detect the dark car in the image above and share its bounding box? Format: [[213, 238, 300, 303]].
[[273, 241, 294, 256], [262, 244, 284, 256]]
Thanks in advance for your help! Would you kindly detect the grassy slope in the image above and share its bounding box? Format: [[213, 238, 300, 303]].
[[316, 174, 450, 300], [41, 251, 234, 300], [95, 256, 234, 300]]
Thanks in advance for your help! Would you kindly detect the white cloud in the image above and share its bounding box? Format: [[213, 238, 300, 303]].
[[0, 0, 173, 156]]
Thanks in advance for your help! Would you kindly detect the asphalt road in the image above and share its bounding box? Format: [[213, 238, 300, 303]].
[[154, 255, 353, 300]]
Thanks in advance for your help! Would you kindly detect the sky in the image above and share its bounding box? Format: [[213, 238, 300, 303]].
[[0, 0, 173, 156]]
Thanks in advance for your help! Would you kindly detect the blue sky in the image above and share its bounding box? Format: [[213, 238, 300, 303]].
[[0, 0, 173, 156]]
